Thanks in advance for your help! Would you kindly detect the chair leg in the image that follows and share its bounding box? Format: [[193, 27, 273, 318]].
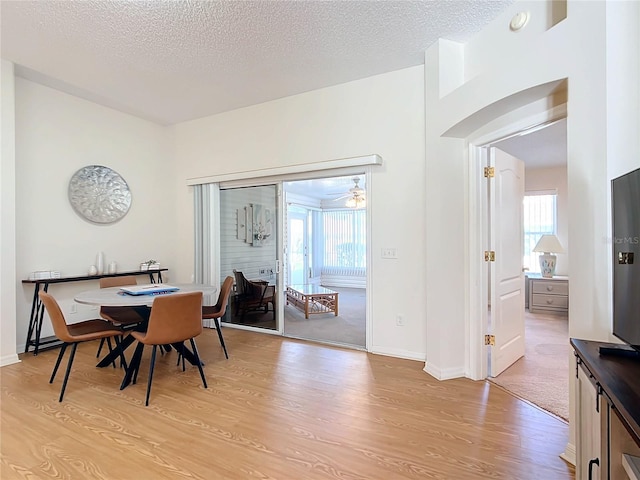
[[131, 342, 145, 385], [50, 343, 68, 383], [59, 343, 78, 402], [189, 338, 208, 389], [96, 338, 105, 358], [145, 345, 158, 406], [214, 318, 229, 359]]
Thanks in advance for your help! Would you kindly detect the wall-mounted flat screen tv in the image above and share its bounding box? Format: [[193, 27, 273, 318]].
[[612, 167, 640, 351]]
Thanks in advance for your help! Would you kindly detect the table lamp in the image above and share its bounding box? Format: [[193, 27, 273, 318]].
[[533, 234, 565, 278]]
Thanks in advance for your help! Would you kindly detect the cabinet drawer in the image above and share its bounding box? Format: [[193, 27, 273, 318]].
[[531, 293, 568, 309], [532, 280, 569, 296]]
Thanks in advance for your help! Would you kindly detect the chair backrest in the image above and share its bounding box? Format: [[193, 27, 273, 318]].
[[233, 269, 247, 295], [100, 275, 137, 288], [38, 292, 74, 343], [214, 276, 234, 314], [142, 292, 203, 345], [246, 279, 271, 301]]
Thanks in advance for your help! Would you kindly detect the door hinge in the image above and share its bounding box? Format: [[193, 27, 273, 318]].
[[484, 167, 495, 178], [484, 250, 495, 262], [485, 335, 495, 346]]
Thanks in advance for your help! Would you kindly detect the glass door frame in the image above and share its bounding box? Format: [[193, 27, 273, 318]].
[[217, 181, 285, 335]]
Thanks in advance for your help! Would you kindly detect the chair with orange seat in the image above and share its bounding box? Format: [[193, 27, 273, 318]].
[[127, 291, 207, 406], [202, 276, 234, 359], [39, 291, 125, 402], [95, 275, 147, 359]]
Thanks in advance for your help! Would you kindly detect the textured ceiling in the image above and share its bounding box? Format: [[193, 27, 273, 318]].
[[1, 0, 513, 125]]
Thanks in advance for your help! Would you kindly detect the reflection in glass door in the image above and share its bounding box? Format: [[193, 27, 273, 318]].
[[219, 185, 280, 331], [288, 210, 308, 285]]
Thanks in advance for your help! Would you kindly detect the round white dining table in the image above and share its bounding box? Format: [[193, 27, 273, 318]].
[[74, 283, 218, 307]]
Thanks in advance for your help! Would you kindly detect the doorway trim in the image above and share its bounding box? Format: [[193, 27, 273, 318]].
[[467, 104, 567, 380], [193, 159, 379, 351]]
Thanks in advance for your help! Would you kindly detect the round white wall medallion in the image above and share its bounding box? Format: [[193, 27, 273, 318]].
[[509, 12, 529, 31], [68, 165, 132, 224]]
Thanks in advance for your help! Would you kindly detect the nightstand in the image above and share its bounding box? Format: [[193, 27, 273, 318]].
[[528, 275, 569, 315]]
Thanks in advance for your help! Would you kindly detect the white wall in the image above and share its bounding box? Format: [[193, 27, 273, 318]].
[[1, 60, 18, 366], [219, 186, 277, 282], [13, 79, 176, 351], [425, 0, 639, 460], [525, 166, 568, 275], [173, 66, 427, 360]]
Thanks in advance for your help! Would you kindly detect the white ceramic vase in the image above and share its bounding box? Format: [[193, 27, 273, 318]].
[[108, 261, 117, 274], [96, 251, 105, 275]]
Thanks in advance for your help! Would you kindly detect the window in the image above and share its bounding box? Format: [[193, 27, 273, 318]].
[[523, 193, 557, 273], [322, 209, 366, 269]]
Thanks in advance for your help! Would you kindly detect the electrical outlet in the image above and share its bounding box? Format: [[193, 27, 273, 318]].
[[382, 248, 398, 259], [396, 314, 404, 326], [260, 269, 266, 274]]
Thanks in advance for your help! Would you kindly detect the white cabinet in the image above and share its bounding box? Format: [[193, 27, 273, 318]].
[[529, 276, 568, 314], [573, 339, 640, 480], [576, 365, 602, 480]]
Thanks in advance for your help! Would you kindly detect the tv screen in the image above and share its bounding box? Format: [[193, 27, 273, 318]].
[[612, 167, 640, 350]]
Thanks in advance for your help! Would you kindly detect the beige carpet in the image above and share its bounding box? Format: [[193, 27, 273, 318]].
[[490, 310, 570, 421], [283, 286, 366, 348]]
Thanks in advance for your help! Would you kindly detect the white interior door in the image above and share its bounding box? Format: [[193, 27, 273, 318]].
[[489, 148, 525, 376]]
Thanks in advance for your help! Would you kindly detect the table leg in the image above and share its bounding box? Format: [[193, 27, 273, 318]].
[[121, 341, 145, 390], [97, 333, 135, 368], [25, 284, 41, 353], [304, 295, 309, 319]]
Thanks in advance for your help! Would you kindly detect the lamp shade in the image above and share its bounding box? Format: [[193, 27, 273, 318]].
[[532, 234, 565, 254]]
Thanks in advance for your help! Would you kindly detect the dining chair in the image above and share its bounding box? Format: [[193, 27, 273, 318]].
[[128, 291, 207, 406], [96, 276, 146, 359], [39, 291, 126, 402], [232, 269, 248, 315], [202, 276, 234, 359], [239, 279, 276, 320]]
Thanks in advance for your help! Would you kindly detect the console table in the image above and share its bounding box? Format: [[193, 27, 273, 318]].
[[572, 339, 640, 479], [22, 269, 167, 355]]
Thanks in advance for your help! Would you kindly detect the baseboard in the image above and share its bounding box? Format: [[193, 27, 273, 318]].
[[560, 442, 576, 467], [423, 362, 466, 380], [368, 345, 425, 362], [0, 353, 21, 367]]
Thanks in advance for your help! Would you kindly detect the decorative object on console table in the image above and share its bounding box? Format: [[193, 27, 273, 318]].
[[28, 271, 61, 281], [532, 234, 564, 278], [96, 251, 105, 275], [140, 260, 160, 271], [528, 275, 568, 315]]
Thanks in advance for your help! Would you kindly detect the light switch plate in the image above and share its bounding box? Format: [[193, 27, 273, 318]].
[[381, 248, 397, 259]]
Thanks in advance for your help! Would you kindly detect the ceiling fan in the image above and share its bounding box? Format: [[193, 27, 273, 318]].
[[331, 177, 366, 208]]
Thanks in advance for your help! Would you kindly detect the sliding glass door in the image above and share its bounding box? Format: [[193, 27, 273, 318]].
[[219, 184, 280, 331], [287, 209, 309, 285]]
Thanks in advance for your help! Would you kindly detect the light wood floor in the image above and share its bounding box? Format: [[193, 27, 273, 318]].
[[1, 329, 574, 479]]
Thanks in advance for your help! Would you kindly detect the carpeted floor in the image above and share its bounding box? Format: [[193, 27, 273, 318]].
[[283, 286, 366, 348], [490, 310, 570, 421]]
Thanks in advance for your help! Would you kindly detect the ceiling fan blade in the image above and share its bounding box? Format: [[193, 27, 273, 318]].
[[331, 194, 351, 201]]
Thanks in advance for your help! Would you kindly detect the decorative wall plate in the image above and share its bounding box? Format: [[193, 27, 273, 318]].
[[68, 165, 131, 224]]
